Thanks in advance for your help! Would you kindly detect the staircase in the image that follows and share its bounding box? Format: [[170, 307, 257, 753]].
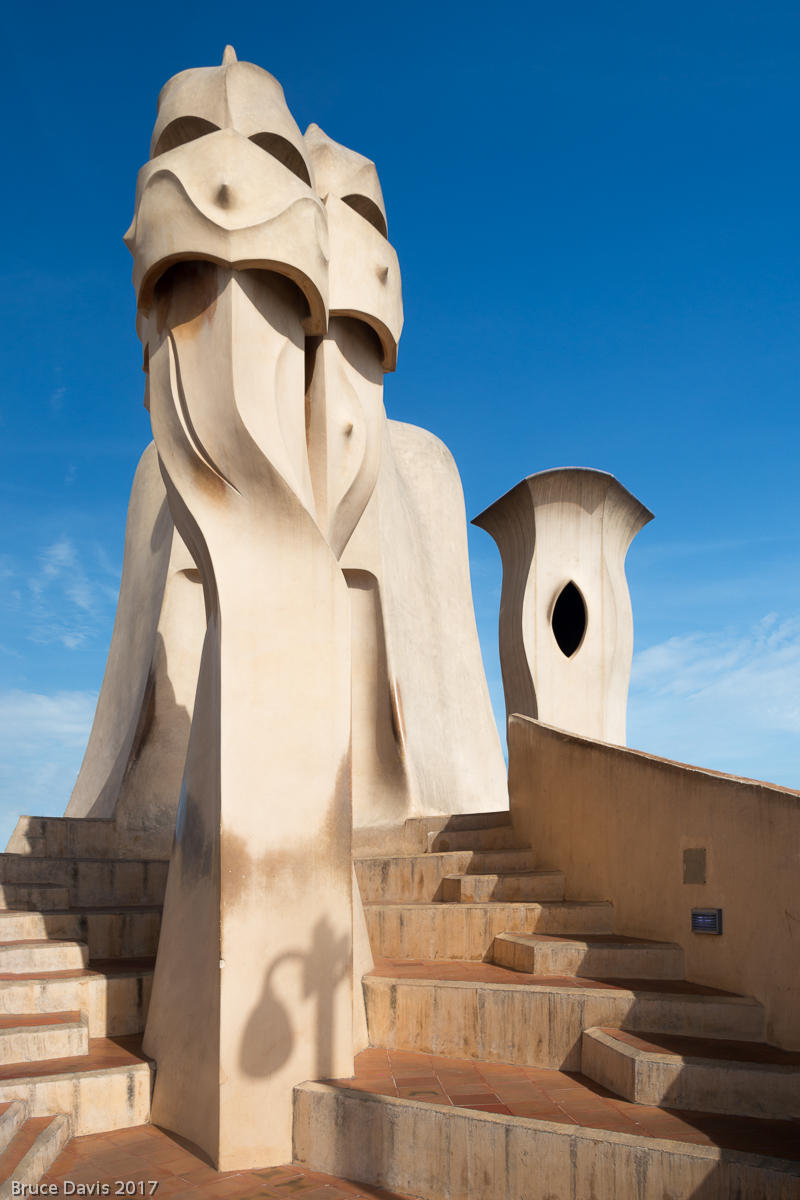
[[0, 817, 164, 1193], [294, 811, 800, 1199], [4, 808, 800, 1197]]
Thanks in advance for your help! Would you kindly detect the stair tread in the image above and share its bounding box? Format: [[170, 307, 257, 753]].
[[364, 900, 609, 910], [0, 940, 87, 949], [0, 906, 162, 915], [0, 856, 168, 864], [0, 956, 154, 982], [368, 958, 758, 1000], [321, 1048, 800, 1164], [499, 933, 680, 948], [444, 870, 562, 880], [0, 1012, 82, 1030], [0, 1034, 149, 1083], [356, 849, 535, 863], [0, 1115, 57, 1176], [595, 1027, 800, 1066]]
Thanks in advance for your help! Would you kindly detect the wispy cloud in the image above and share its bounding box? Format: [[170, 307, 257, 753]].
[[628, 613, 800, 787], [0, 689, 97, 846], [14, 537, 119, 650]]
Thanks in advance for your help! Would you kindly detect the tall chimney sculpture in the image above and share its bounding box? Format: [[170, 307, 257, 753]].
[[125, 48, 401, 1169]]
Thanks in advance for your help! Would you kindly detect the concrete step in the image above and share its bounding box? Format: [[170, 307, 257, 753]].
[[6, 816, 169, 861], [441, 871, 565, 904], [294, 1068, 800, 1200], [0, 886, 70, 913], [364, 901, 614, 960], [0, 1013, 88, 1066], [0, 1100, 26, 1150], [407, 812, 513, 836], [0, 941, 88, 974], [427, 827, 522, 854], [355, 849, 539, 904], [0, 1036, 152, 1136], [0, 908, 161, 960], [490, 932, 684, 978], [0, 858, 168, 907], [364, 961, 765, 1070], [0, 1113, 70, 1196], [582, 1027, 800, 1121], [353, 810, 514, 857], [0, 959, 154, 1038]]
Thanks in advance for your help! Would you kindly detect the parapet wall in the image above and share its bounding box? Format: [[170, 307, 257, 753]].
[[508, 715, 800, 1049]]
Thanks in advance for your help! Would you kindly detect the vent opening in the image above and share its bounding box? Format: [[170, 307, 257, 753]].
[[551, 582, 587, 658]]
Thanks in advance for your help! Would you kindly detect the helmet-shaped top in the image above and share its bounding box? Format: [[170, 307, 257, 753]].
[[150, 46, 312, 186], [304, 123, 387, 236]]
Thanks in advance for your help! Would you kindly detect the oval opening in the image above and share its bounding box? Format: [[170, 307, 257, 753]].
[[551, 582, 587, 658]]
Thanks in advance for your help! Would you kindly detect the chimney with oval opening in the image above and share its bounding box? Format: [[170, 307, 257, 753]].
[[473, 468, 653, 745]]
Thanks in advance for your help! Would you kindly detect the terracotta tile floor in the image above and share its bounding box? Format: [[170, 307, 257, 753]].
[[42, 1126, 421, 1199], [326, 1048, 800, 1161]]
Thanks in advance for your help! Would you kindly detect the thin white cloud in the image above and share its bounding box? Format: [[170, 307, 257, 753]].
[[0, 689, 97, 847], [628, 613, 800, 787], [21, 538, 114, 649]]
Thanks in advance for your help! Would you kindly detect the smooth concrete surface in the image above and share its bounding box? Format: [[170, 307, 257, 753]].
[[474, 468, 652, 744], [508, 715, 800, 1048], [293, 1083, 800, 1200], [141, 268, 354, 1170]]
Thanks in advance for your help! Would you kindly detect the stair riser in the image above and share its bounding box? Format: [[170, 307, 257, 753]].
[[491, 939, 684, 979], [365, 903, 614, 961], [582, 1031, 800, 1121], [0, 887, 69, 912], [7, 817, 170, 860], [293, 1085, 800, 1200], [0, 860, 168, 906], [0, 974, 152, 1037], [0, 944, 89, 973], [395, 813, 513, 854], [355, 851, 538, 904], [0, 912, 161, 959], [365, 979, 765, 1070], [2, 1114, 71, 1195], [441, 875, 565, 903], [0, 1022, 88, 1065], [427, 828, 520, 853], [0, 1066, 152, 1135]]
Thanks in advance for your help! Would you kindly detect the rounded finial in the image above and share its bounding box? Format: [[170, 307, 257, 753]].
[[222, 45, 238, 65]]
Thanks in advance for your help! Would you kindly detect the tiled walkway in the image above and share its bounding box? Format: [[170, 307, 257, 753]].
[[42, 1125, 421, 1199], [327, 1048, 800, 1160]]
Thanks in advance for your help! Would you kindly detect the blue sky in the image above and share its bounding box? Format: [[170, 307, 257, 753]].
[[1, 1, 799, 844]]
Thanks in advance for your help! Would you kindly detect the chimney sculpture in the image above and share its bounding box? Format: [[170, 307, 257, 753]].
[[474, 468, 653, 745], [125, 48, 390, 1168]]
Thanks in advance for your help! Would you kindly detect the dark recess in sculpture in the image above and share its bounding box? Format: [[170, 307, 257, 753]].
[[551, 581, 586, 658]]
